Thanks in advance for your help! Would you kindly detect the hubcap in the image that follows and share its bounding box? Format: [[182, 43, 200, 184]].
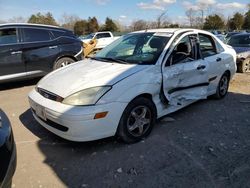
[[244, 60, 250, 72], [219, 76, 228, 96], [127, 106, 151, 137], [61, 61, 70, 67]]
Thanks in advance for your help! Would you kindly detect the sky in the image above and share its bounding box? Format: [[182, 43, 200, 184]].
[[0, 0, 249, 25]]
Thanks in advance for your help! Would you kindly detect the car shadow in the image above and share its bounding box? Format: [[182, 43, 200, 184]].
[[0, 77, 41, 91], [19, 92, 250, 188]]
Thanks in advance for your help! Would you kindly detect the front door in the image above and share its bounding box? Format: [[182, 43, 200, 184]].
[[0, 27, 24, 80], [162, 34, 209, 106]]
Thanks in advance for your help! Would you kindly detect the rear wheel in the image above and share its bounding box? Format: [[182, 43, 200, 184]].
[[117, 97, 156, 143], [213, 73, 230, 99], [53, 57, 75, 70], [237, 58, 250, 73]]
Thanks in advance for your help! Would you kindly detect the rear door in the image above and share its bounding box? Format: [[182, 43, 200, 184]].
[[0, 27, 24, 79], [198, 33, 226, 94], [20, 27, 59, 75], [162, 33, 209, 106]]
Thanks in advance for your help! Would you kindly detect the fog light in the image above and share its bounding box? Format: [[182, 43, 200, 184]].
[[94, 111, 108, 119]]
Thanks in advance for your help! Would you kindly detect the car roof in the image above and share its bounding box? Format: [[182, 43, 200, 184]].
[[132, 28, 213, 36], [0, 23, 70, 32], [231, 33, 250, 37]]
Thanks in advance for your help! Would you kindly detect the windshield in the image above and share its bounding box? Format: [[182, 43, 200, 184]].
[[227, 35, 250, 47], [95, 32, 171, 65], [83, 33, 95, 40]]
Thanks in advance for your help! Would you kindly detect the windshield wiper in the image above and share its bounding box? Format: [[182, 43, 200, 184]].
[[91, 57, 128, 64]]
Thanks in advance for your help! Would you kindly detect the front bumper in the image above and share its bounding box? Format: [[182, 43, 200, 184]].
[[74, 47, 84, 61], [1, 144, 16, 188], [0, 110, 16, 188], [28, 89, 127, 142]]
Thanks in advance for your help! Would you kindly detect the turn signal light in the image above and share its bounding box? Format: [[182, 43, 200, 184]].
[[94, 111, 108, 119]]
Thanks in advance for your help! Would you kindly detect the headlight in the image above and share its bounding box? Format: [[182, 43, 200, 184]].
[[62, 86, 111, 106]]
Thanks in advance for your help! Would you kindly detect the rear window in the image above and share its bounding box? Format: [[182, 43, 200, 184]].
[[228, 35, 250, 47], [0, 28, 18, 45], [22, 28, 51, 42], [51, 30, 65, 38], [199, 34, 217, 58], [96, 33, 111, 39]]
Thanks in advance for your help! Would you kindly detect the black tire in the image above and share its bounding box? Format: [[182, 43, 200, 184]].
[[53, 57, 75, 70], [237, 58, 250, 73], [213, 72, 230, 99], [117, 97, 156, 143]]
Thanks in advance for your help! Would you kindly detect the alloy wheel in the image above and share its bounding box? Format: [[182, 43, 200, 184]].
[[219, 75, 229, 96], [126, 105, 152, 137], [243, 59, 250, 73], [61, 61, 70, 67]]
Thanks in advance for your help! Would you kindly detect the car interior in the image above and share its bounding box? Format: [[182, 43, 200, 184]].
[[166, 36, 195, 66], [0, 28, 17, 44]]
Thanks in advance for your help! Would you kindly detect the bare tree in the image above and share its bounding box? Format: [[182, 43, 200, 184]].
[[186, 8, 195, 27], [156, 11, 168, 28], [131, 20, 148, 31], [0, 20, 6, 24], [8, 16, 27, 23], [60, 13, 80, 30]]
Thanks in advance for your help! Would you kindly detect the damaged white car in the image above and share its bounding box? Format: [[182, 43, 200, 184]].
[[28, 29, 236, 143]]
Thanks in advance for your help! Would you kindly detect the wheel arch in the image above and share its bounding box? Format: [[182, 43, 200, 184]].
[[55, 55, 77, 63], [224, 70, 231, 80], [127, 93, 158, 119]]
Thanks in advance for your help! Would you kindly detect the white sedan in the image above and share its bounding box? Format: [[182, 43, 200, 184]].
[[28, 29, 236, 143]]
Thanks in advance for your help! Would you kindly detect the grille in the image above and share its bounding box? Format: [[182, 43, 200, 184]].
[[37, 88, 63, 102]]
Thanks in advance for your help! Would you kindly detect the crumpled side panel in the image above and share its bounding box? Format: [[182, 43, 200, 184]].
[[166, 87, 208, 106], [163, 61, 209, 106]]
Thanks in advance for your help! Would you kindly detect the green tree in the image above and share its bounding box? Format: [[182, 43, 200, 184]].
[[28, 12, 58, 26], [203, 14, 225, 30], [243, 5, 250, 30], [74, 20, 88, 36], [228, 12, 244, 31], [44, 12, 57, 26], [101, 17, 118, 32], [87, 17, 99, 33]]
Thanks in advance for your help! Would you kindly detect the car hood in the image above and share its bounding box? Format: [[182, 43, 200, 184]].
[[233, 47, 250, 54], [38, 59, 147, 98]]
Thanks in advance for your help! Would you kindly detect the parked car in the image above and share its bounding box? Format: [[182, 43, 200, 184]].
[[227, 33, 250, 73], [0, 109, 16, 188], [0, 23, 83, 83], [215, 34, 226, 43], [28, 29, 236, 143], [81, 31, 120, 49], [224, 31, 241, 42]]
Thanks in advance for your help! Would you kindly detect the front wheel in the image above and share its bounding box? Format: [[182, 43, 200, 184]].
[[117, 97, 156, 143], [53, 57, 75, 70], [213, 73, 230, 99]]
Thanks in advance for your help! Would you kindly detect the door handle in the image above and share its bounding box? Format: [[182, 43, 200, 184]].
[[49, 46, 58, 49], [11, 51, 22, 55], [197, 65, 206, 70], [216, 57, 222, 62]]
